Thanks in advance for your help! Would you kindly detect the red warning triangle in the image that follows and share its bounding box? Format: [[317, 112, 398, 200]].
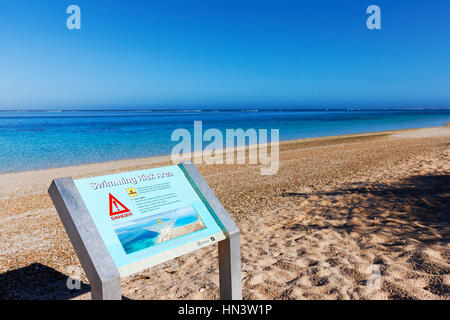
[[109, 193, 130, 216]]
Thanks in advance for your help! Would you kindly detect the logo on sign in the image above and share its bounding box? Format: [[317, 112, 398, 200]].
[[109, 193, 133, 220], [126, 188, 138, 197]]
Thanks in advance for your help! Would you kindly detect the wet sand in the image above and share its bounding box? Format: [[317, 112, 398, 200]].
[[0, 126, 449, 300]]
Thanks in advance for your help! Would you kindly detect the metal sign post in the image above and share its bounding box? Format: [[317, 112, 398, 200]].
[[48, 161, 242, 300]]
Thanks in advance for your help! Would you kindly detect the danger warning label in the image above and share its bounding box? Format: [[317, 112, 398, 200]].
[[109, 193, 133, 221]]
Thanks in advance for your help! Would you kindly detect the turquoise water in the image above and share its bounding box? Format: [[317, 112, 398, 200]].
[[174, 215, 199, 227], [117, 229, 160, 254], [1, 109, 449, 173]]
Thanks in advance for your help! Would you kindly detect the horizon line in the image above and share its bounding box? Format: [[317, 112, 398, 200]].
[[1, 107, 450, 113]]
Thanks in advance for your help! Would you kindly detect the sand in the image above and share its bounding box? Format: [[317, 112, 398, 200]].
[[391, 126, 450, 139], [0, 126, 449, 300]]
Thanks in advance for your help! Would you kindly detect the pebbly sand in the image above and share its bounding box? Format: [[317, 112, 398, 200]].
[[0, 126, 449, 300]]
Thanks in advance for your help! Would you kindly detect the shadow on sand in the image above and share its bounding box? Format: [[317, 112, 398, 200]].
[[0, 263, 130, 300], [282, 173, 450, 248], [282, 173, 450, 297], [0, 263, 90, 300]]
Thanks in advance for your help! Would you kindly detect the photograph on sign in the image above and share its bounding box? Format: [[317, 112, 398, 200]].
[[114, 205, 206, 254], [73, 164, 225, 277]]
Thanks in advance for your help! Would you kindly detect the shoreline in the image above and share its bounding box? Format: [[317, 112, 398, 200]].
[[0, 125, 449, 201], [1, 124, 449, 179]]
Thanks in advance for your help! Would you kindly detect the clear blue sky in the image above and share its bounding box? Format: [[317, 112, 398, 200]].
[[0, 0, 449, 109]]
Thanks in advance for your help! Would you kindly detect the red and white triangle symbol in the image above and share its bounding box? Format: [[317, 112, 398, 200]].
[[109, 193, 130, 216]]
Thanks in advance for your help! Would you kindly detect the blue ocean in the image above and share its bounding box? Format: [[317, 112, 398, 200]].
[[1, 108, 449, 173]]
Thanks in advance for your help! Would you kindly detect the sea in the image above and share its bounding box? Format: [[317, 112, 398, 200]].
[[1, 108, 449, 173]]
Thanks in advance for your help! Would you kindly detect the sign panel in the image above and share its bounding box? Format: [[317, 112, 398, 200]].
[[73, 164, 226, 277]]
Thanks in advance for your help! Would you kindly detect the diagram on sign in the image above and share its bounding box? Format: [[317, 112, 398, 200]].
[[109, 193, 133, 220]]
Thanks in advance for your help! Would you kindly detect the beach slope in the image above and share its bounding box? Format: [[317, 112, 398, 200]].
[[0, 126, 449, 300]]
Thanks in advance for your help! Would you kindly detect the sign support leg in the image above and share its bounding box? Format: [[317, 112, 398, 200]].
[[90, 277, 122, 300], [48, 178, 122, 301], [218, 233, 242, 300]]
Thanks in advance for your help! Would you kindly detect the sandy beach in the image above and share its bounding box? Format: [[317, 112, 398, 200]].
[[0, 126, 449, 300]]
